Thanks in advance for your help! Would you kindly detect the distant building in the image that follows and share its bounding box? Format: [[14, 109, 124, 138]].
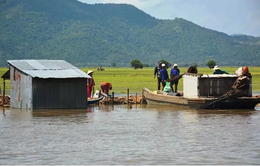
[[7, 59, 91, 109]]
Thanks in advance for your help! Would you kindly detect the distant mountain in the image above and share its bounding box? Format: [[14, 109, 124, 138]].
[[0, 0, 260, 67]]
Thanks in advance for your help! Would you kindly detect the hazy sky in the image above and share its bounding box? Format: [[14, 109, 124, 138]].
[[78, 0, 260, 37]]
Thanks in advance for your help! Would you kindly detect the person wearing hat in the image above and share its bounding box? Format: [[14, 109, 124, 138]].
[[153, 61, 162, 90], [87, 70, 95, 98], [170, 64, 181, 92], [213, 66, 229, 74], [160, 63, 169, 91]]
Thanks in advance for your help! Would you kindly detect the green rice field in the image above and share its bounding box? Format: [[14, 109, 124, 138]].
[[1, 67, 260, 95]]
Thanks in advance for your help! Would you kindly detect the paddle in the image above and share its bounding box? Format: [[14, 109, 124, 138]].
[[197, 88, 243, 109]]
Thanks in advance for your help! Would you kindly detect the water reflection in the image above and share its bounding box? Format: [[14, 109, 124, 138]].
[[0, 105, 260, 165]]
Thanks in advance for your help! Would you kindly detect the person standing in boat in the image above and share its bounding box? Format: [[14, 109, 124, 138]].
[[213, 66, 229, 74], [154, 61, 162, 90], [101, 82, 112, 95], [87, 70, 95, 99], [160, 63, 169, 91], [170, 64, 180, 92]]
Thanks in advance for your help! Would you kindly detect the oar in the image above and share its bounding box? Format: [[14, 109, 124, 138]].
[[197, 84, 246, 109]]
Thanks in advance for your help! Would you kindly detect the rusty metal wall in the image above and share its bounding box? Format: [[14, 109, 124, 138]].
[[9, 66, 33, 109], [32, 78, 88, 109]]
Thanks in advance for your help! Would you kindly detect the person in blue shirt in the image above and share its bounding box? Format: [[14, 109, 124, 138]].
[[213, 66, 229, 74], [170, 64, 180, 92], [160, 63, 169, 91]]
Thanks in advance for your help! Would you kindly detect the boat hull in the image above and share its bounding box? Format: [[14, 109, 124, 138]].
[[143, 88, 260, 109], [87, 96, 104, 105]]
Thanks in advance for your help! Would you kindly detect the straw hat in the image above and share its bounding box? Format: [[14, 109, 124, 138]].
[[213, 66, 220, 70], [87, 70, 93, 75], [173, 64, 178, 67]]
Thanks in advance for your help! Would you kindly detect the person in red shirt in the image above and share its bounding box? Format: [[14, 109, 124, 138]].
[[87, 70, 95, 98], [101, 82, 112, 95]]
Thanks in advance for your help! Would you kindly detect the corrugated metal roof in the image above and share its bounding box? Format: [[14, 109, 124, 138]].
[[7, 59, 91, 79], [201, 74, 238, 78], [1, 69, 10, 79]]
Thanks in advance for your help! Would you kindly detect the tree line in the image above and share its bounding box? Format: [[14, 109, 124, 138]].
[[0, 0, 259, 67]]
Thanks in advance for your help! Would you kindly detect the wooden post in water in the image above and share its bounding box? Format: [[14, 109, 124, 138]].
[[98, 89, 101, 98], [141, 90, 144, 105], [3, 78, 5, 106], [127, 88, 129, 105], [98, 89, 101, 106], [112, 92, 114, 105], [136, 93, 137, 105], [106, 86, 108, 105], [92, 86, 95, 98]]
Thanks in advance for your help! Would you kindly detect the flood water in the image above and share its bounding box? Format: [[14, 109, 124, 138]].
[[1, 104, 260, 165]]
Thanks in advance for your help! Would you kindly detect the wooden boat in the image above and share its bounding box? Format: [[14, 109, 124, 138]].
[[87, 96, 104, 105], [143, 88, 260, 109], [143, 73, 260, 109]]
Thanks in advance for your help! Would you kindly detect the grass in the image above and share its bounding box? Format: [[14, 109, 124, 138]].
[[81, 66, 260, 94], [0, 66, 260, 95], [0, 68, 10, 94]]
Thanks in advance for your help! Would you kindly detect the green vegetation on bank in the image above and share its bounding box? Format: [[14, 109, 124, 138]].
[[1, 67, 260, 95], [1, 0, 260, 67], [82, 67, 260, 94]]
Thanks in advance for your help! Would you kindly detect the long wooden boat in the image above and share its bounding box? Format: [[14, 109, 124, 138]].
[[87, 96, 104, 105], [143, 88, 260, 109], [143, 73, 260, 109]]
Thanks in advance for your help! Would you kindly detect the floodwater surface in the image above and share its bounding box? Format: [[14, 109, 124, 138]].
[[1, 105, 260, 165]]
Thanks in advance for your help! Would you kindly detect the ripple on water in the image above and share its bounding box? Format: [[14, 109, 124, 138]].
[[0, 105, 260, 164]]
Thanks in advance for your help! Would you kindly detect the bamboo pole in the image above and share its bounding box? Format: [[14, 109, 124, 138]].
[[127, 88, 129, 105], [92, 86, 95, 98], [3, 78, 5, 106], [106, 86, 108, 104], [112, 92, 114, 105], [98, 89, 101, 98], [98, 89, 101, 106], [141, 90, 144, 105], [136, 93, 137, 105]]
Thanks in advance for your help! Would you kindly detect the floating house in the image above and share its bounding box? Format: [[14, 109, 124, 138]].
[[7, 60, 91, 109], [183, 74, 252, 98]]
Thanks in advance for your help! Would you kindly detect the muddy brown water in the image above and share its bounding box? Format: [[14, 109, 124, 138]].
[[1, 105, 260, 165]]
